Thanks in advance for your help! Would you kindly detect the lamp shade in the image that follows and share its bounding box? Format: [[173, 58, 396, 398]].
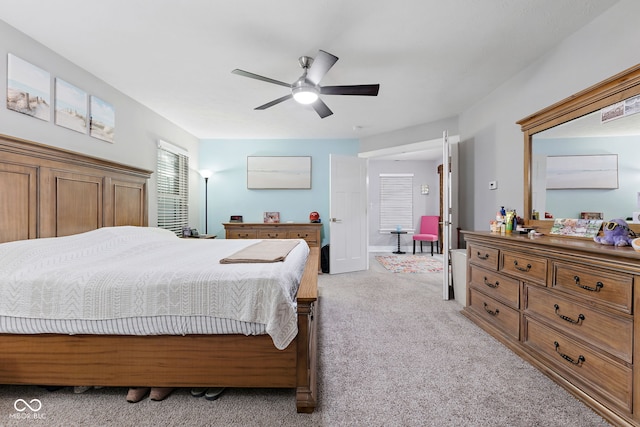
[[292, 86, 319, 104], [199, 169, 213, 179]]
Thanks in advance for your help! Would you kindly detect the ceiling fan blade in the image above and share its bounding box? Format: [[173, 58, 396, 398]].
[[311, 99, 333, 119], [255, 94, 293, 110], [321, 84, 380, 96], [232, 69, 291, 88], [306, 50, 339, 85]]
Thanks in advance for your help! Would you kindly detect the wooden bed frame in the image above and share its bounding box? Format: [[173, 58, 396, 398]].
[[0, 134, 318, 413]]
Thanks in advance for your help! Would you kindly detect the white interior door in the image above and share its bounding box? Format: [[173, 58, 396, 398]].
[[329, 154, 368, 274], [442, 131, 460, 300], [442, 131, 451, 300], [440, 131, 460, 300]]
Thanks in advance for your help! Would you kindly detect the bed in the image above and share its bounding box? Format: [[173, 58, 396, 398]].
[[0, 134, 318, 413]]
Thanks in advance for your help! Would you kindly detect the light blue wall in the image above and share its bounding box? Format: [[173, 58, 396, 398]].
[[199, 139, 359, 244], [533, 136, 640, 220]]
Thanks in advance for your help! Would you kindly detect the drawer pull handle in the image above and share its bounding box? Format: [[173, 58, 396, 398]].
[[483, 277, 499, 288], [554, 341, 585, 366], [476, 252, 489, 260], [483, 302, 499, 316], [513, 260, 532, 272], [573, 276, 603, 292], [554, 304, 585, 324]]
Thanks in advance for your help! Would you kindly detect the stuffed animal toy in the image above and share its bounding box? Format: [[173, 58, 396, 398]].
[[593, 218, 634, 246]]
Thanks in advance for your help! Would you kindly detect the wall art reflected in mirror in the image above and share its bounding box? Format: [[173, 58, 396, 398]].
[[531, 107, 638, 220], [519, 64, 640, 231]]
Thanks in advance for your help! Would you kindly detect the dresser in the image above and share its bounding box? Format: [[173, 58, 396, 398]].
[[223, 222, 322, 269], [462, 231, 640, 426]]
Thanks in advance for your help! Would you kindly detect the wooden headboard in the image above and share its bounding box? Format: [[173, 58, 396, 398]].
[[0, 133, 152, 243]]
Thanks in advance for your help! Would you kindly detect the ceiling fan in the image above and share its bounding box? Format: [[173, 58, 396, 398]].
[[232, 50, 380, 118]]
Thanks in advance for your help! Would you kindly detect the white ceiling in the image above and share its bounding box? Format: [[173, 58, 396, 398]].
[[0, 0, 619, 140]]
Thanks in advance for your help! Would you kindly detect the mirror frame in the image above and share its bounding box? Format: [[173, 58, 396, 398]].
[[517, 63, 640, 229]]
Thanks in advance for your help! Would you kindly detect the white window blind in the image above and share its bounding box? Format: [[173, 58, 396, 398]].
[[379, 174, 413, 232], [157, 140, 189, 236]]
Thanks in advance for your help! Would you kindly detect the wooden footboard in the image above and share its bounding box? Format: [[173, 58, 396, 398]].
[[0, 248, 319, 413], [295, 247, 319, 413]]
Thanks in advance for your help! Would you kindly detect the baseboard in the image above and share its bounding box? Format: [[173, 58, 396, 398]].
[[368, 245, 423, 253]]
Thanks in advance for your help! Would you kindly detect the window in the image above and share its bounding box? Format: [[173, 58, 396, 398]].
[[379, 173, 414, 232], [157, 140, 189, 236]]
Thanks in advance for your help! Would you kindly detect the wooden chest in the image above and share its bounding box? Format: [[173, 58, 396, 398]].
[[462, 231, 640, 426]]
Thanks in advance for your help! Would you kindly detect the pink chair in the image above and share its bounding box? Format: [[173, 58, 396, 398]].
[[413, 215, 439, 255]]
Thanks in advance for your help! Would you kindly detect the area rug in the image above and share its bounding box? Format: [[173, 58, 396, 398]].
[[375, 255, 443, 273]]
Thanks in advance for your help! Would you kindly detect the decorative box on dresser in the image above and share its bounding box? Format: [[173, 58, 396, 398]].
[[223, 222, 322, 269], [462, 231, 640, 426]]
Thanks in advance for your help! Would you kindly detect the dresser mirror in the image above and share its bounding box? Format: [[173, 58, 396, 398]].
[[518, 64, 640, 232]]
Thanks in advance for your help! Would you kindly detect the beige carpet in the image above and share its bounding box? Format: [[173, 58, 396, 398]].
[[0, 253, 610, 426]]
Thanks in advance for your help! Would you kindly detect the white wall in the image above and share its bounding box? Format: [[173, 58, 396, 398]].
[[0, 20, 201, 227], [458, 0, 640, 232], [360, 116, 459, 152], [357, 1, 640, 237], [367, 159, 439, 251]]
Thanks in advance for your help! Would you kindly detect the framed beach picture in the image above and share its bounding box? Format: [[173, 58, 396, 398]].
[[55, 78, 87, 133], [90, 95, 115, 143], [6, 53, 51, 121], [247, 156, 312, 189]]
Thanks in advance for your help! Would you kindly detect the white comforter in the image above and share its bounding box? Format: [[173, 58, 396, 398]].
[[0, 226, 310, 349]]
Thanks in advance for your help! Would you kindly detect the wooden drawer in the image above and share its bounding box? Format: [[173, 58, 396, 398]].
[[552, 262, 632, 314], [524, 317, 632, 413], [226, 230, 257, 239], [469, 265, 520, 309], [501, 251, 547, 285], [468, 288, 519, 340], [258, 229, 287, 239], [525, 285, 632, 363], [468, 243, 499, 271], [287, 230, 318, 246]]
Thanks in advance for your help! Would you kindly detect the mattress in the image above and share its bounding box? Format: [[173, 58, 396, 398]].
[[0, 226, 310, 349]]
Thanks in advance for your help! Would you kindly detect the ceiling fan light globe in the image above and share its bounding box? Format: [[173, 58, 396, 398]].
[[292, 87, 319, 104]]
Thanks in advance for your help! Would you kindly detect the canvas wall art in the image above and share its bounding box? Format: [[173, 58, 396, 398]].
[[546, 154, 618, 189], [90, 95, 115, 143], [6, 54, 50, 121], [55, 78, 87, 133], [247, 156, 312, 189]]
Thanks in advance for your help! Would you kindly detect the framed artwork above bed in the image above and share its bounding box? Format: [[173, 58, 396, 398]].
[[247, 156, 312, 189]]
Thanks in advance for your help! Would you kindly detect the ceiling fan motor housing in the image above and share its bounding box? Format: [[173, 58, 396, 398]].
[[232, 49, 379, 117], [298, 56, 314, 69]]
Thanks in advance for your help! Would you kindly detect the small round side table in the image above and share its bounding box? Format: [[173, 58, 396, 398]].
[[390, 230, 407, 254]]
